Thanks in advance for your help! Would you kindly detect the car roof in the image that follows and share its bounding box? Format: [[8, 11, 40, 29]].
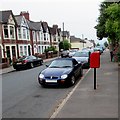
[[54, 58, 76, 61]]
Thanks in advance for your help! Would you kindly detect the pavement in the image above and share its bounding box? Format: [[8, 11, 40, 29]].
[[1, 50, 119, 119], [50, 49, 118, 119]]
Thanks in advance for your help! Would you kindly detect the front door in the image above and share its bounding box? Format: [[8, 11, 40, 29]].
[[6, 46, 11, 64]]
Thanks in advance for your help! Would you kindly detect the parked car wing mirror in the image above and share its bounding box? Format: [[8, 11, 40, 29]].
[[46, 64, 49, 67]]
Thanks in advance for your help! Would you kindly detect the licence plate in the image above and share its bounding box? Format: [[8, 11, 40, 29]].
[[45, 80, 57, 83]]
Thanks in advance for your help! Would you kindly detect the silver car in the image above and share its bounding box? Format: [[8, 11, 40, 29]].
[[72, 51, 90, 68]]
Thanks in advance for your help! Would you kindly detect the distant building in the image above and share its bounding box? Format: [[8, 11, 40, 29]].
[[70, 36, 85, 50], [61, 31, 70, 43]]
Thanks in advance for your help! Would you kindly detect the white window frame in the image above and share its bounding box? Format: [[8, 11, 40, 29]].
[[18, 28, 22, 39], [3, 25, 15, 39], [32, 31, 36, 41], [23, 28, 26, 39]]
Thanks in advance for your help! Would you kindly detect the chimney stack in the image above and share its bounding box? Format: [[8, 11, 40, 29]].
[[20, 11, 30, 20]]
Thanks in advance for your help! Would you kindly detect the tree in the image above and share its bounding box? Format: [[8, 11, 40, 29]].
[[95, 1, 120, 48], [96, 43, 100, 46], [59, 39, 71, 50], [105, 3, 120, 44], [95, 2, 112, 40], [104, 41, 108, 47]]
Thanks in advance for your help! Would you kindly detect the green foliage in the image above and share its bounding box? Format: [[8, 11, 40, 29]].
[[59, 39, 71, 50], [105, 3, 120, 42], [104, 41, 108, 47], [44, 46, 57, 52], [95, 2, 120, 44], [96, 43, 100, 46]]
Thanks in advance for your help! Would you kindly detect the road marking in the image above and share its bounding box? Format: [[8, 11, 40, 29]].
[[49, 68, 91, 119]]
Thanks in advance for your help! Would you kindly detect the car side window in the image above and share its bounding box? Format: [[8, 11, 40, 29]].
[[73, 59, 78, 66]]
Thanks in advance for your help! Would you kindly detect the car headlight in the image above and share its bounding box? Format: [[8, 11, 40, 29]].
[[39, 74, 44, 79], [61, 74, 68, 79]]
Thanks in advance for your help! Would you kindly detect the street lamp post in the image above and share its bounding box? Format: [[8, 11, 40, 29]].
[[82, 34, 84, 48]]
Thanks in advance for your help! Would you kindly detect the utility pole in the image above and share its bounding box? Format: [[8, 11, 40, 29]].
[[63, 22, 64, 41], [63, 22, 65, 50], [82, 34, 84, 48]]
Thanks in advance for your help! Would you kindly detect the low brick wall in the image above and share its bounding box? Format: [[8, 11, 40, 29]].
[[0, 63, 9, 69]]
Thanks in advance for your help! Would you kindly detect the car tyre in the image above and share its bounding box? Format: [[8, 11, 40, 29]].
[[30, 63, 34, 68], [70, 75, 75, 86], [80, 68, 83, 77]]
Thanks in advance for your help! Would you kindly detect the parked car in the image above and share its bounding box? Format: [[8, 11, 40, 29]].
[[61, 50, 69, 58], [38, 58, 83, 87], [69, 49, 78, 57], [93, 47, 103, 54], [72, 51, 91, 69], [13, 55, 43, 70]]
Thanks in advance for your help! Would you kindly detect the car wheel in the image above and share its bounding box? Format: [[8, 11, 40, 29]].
[[30, 63, 34, 68], [80, 68, 83, 77], [70, 75, 75, 86], [16, 68, 20, 71], [39, 61, 42, 65]]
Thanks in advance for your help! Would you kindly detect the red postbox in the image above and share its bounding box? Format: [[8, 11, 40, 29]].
[[90, 51, 100, 68]]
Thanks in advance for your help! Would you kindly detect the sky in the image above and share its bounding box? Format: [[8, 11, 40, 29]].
[[1, 0, 107, 44]]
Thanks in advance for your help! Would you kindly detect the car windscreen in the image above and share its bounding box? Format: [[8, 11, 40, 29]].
[[73, 52, 89, 57], [18, 56, 26, 61], [49, 60, 73, 68]]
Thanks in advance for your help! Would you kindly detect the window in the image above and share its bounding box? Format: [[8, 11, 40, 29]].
[[10, 26, 15, 38], [41, 32, 43, 40], [27, 30, 29, 40], [54, 36, 56, 41], [44, 33, 46, 40], [18, 28, 21, 39], [32, 31, 36, 41], [24, 46, 27, 56], [23, 29, 26, 39], [20, 46, 23, 56], [4, 25, 9, 38], [37, 32, 40, 41], [47, 33, 49, 40]]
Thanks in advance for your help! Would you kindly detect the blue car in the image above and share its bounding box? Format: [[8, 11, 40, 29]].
[[38, 58, 83, 87]]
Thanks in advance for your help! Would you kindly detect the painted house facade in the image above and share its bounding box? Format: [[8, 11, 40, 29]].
[[15, 14, 31, 57], [0, 10, 17, 63], [49, 25, 62, 51]]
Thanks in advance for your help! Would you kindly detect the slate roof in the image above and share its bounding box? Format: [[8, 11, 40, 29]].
[[0, 10, 17, 24], [57, 28, 61, 36], [41, 22, 48, 33], [70, 36, 86, 43], [49, 25, 61, 36], [15, 15, 23, 26], [62, 31, 70, 37], [27, 20, 41, 31]]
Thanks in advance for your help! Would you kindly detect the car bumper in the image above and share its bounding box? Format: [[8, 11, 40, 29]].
[[13, 63, 28, 70], [38, 78, 69, 86]]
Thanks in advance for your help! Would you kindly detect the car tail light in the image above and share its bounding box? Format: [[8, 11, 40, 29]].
[[23, 60, 28, 64]]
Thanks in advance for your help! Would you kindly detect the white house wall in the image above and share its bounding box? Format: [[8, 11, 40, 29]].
[[0, 44, 4, 58]]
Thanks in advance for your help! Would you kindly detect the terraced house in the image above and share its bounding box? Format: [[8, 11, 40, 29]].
[[0, 10, 64, 64], [0, 10, 17, 63]]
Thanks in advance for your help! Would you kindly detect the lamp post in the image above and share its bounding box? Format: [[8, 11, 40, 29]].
[[82, 34, 84, 48]]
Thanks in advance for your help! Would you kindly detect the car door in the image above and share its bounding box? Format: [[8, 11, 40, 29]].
[[72, 59, 80, 77]]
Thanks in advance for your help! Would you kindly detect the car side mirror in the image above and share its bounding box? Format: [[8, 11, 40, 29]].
[[46, 64, 49, 67]]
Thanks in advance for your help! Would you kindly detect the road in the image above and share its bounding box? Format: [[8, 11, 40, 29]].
[[2, 61, 88, 118]]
